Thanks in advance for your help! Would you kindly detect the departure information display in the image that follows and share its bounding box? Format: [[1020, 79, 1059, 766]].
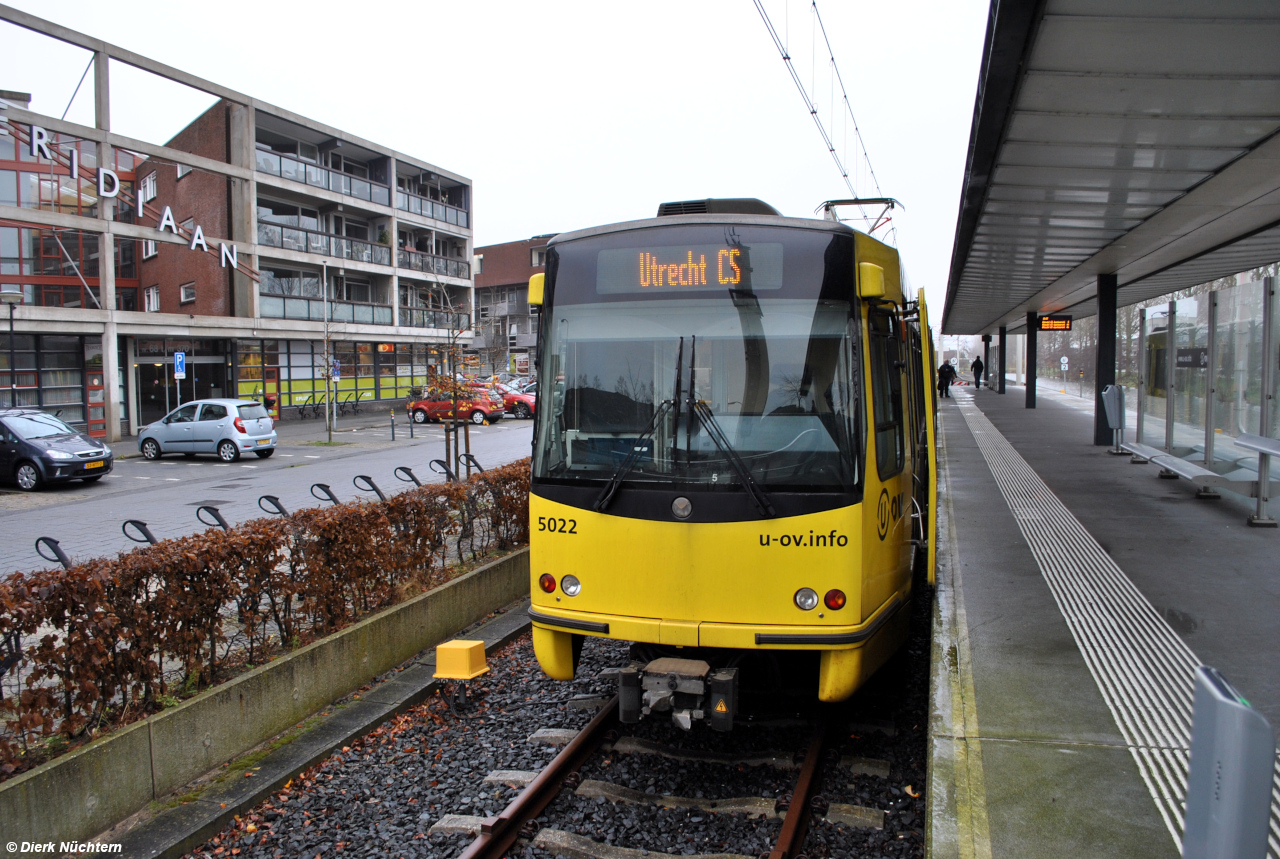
[[597, 242, 784, 294], [1038, 314, 1072, 331]]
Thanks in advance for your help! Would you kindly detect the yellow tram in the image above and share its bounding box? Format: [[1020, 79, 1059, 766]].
[[524, 198, 937, 729]]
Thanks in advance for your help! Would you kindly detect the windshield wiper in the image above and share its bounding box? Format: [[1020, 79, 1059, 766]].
[[691, 400, 777, 519], [596, 336, 685, 513], [593, 399, 673, 513]]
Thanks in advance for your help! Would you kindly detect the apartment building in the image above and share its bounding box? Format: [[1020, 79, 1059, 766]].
[[471, 235, 553, 375], [0, 8, 473, 438]]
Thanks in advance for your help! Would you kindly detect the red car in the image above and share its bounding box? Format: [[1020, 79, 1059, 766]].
[[495, 382, 536, 420], [407, 386, 506, 425]]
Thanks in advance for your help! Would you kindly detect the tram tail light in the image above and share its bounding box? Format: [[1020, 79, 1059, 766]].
[[824, 589, 847, 611], [539, 573, 557, 593]]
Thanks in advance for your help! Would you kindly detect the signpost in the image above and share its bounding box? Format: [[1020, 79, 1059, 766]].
[[173, 351, 186, 406], [1060, 356, 1069, 393]]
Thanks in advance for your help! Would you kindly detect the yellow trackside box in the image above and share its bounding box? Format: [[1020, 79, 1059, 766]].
[[433, 640, 489, 680]]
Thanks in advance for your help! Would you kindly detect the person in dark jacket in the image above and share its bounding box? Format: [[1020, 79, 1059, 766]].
[[937, 362, 956, 398], [971, 355, 985, 390]]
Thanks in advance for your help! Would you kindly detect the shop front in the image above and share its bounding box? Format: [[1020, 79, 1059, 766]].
[[131, 338, 231, 426], [234, 339, 449, 417], [0, 333, 126, 439]]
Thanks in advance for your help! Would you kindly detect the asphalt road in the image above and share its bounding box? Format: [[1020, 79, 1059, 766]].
[[0, 419, 535, 576]]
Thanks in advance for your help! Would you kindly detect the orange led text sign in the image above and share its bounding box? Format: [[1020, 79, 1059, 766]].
[[639, 249, 743, 288]]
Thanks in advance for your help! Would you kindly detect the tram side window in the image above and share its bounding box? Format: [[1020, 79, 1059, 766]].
[[868, 310, 904, 478]]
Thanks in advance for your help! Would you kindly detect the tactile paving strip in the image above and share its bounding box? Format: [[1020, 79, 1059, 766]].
[[956, 398, 1280, 858]]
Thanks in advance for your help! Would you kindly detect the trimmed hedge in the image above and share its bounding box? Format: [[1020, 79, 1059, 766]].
[[0, 459, 530, 775]]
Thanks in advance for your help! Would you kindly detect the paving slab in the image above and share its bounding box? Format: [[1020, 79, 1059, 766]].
[[929, 389, 1181, 859]]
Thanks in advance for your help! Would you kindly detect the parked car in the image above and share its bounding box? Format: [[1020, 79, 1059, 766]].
[[0, 408, 114, 491], [407, 386, 506, 425], [495, 382, 536, 419], [137, 399, 277, 462], [520, 379, 538, 395]]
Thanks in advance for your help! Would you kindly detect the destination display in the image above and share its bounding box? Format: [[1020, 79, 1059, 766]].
[[597, 242, 784, 294], [1038, 314, 1072, 331]]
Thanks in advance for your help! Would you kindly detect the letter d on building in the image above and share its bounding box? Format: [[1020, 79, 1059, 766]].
[[98, 167, 120, 198]]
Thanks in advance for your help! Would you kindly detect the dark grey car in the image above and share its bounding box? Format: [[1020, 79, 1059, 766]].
[[0, 408, 114, 491], [137, 399, 277, 462]]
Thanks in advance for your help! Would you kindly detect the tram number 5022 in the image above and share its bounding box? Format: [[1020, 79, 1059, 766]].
[[537, 517, 578, 534]]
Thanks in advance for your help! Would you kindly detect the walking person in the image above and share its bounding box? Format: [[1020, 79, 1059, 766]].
[[971, 354, 985, 390], [937, 361, 955, 398]]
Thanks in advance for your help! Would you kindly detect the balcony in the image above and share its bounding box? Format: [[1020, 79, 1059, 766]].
[[399, 307, 471, 330], [395, 191, 468, 229], [257, 222, 392, 266], [397, 248, 470, 280], [255, 150, 392, 207], [259, 294, 393, 325], [492, 300, 530, 317]]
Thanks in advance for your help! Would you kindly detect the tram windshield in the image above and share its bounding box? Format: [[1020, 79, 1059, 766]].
[[533, 224, 862, 492]]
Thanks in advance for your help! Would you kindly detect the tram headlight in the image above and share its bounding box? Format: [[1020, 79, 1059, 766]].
[[539, 574, 557, 593], [824, 589, 847, 610], [561, 575, 582, 597], [794, 588, 819, 611]]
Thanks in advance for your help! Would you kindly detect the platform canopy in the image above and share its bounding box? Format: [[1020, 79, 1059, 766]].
[[943, 0, 1280, 334]]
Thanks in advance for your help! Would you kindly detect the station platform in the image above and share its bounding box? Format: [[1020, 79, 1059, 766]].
[[928, 385, 1280, 859]]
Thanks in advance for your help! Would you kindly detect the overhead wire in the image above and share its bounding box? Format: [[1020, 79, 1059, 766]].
[[752, 0, 897, 247]]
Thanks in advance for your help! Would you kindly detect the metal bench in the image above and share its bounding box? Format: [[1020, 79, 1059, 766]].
[[1121, 441, 1232, 499], [1231, 433, 1280, 527]]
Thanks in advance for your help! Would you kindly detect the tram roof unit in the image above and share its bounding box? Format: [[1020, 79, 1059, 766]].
[[943, 0, 1280, 335], [549, 210, 860, 248]]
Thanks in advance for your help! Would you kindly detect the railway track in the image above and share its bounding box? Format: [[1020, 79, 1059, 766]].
[[451, 698, 885, 859]]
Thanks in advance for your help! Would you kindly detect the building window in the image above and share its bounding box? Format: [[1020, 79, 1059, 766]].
[[531, 248, 547, 267], [180, 282, 196, 304], [474, 254, 484, 274], [142, 239, 157, 259], [140, 172, 157, 203], [177, 163, 192, 180], [144, 285, 160, 313], [479, 306, 490, 318]]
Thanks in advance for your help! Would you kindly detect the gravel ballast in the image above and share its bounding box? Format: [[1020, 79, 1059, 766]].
[[186, 572, 932, 859]]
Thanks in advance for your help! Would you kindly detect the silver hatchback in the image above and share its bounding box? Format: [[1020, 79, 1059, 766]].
[[138, 399, 278, 462]]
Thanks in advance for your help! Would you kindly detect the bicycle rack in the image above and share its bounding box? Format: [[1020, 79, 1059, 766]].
[[310, 483, 341, 505], [394, 466, 421, 487], [0, 630, 22, 676], [429, 459, 457, 482], [457, 452, 485, 473], [353, 474, 386, 502], [122, 520, 158, 545], [34, 537, 72, 570], [197, 505, 230, 530], [258, 495, 290, 517]]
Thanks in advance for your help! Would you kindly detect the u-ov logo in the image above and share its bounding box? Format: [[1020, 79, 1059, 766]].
[[877, 488, 890, 541]]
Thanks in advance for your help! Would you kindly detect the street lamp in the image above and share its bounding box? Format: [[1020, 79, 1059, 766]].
[[0, 286, 22, 409]]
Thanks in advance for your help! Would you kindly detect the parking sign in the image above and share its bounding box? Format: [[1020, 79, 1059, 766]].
[[173, 351, 187, 380]]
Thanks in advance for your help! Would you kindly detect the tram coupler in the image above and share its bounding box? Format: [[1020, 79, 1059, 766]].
[[616, 657, 738, 731]]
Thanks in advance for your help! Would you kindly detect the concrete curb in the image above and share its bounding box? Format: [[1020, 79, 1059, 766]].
[[112, 598, 532, 859], [925, 408, 993, 859], [0, 548, 529, 856]]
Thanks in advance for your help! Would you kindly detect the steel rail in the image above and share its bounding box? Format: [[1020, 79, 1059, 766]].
[[458, 694, 620, 859], [768, 723, 829, 859]]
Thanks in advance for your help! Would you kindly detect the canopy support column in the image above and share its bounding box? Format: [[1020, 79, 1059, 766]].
[[1025, 312, 1037, 408], [1094, 273, 1118, 445], [981, 334, 991, 390], [997, 326, 1007, 394]]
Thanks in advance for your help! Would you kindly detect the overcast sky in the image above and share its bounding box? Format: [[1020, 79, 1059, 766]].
[[1, 0, 989, 316]]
